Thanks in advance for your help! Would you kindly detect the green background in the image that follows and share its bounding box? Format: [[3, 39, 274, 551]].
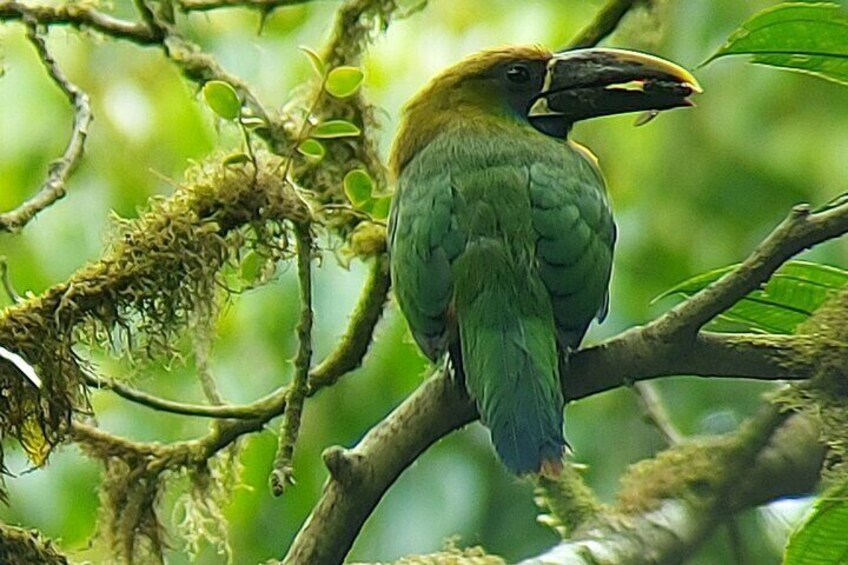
[[1, 0, 846, 562]]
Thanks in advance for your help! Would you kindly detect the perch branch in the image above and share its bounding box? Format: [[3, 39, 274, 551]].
[[285, 197, 848, 564], [0, 19, 92, 233]]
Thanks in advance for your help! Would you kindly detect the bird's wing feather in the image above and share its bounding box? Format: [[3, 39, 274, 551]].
[[388, 169, 465, 361], [528, 158, 616, 349]]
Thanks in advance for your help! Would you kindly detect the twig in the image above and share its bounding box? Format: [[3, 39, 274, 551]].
[[566, 0, 639, 49], [178, 0, 321, 11], [0, 258, 21, 303], [270, 222, 314, 496], [0, 19, 92, 233], [83, 374, 264, 419], [632, 381, 683, 445], [0, 1, 157, 43], [648, 204, 848, 339]]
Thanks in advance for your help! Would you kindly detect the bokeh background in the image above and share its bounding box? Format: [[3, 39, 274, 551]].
[[2, 0, 847, 562]]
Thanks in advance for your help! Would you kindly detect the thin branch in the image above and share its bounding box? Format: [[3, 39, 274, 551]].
[[270, 222, 314, 495], [178, 0, 321, 12], [648, 204, 848, 339], [82, 374, 264, 419], [566, 0, 639, 49], [0, 2, 157, 44], [0, 19, 92, 233], [0, 258, 22, 303], [632, 381, 683, 445]]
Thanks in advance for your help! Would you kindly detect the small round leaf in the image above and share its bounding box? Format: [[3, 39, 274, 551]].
[[203, 80, 241, 120], [326, 66, 364, 98], [313, 119, 361, 139], [344, 169, 374, 207], [297, 139, 326, 160]]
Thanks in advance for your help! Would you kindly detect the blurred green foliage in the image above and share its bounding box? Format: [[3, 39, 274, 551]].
[[1, 0, 847, 563]]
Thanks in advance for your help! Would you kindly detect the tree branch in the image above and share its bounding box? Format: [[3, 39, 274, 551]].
[[271, 222, 315, 495], [566, 0, 639, 49], [0, 19, 92, 233], [520, 410, 823, 564], [178, 0, 322, 12], [648, 204, 848, 339], [284, 197, 848, 564], [0, 1, 157, 43]]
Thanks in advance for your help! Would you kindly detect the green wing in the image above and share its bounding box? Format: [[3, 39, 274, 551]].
[[388, 169, 465, 361], [528, 156, 615, 349]]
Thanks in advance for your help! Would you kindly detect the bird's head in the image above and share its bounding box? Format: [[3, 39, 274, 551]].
[[390, 45, 701, 174]]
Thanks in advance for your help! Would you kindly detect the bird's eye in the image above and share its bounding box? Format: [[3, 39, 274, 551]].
[[506, 64, 531, 84]]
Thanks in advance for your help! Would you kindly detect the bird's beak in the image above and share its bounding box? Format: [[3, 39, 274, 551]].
[[530, 47, 702, 127]]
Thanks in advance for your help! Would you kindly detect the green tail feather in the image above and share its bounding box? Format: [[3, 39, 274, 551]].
[[455, 243, 565, 474]]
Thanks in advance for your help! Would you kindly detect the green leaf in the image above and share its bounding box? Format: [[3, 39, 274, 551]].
[[784, 481, 848, 565], [325, 66, 364, 98], [657, 260, 848, 333], [299, 45, 326, 78], [297, 139, 326, 160], [312, 119, 361, 139], [705, 3, 848, 86], [344, 169, 373, 207], [370, 196, 391, 220], [202, 80, 241, 120], [240, 250, 264, 283], [223, 153, 251, 166]]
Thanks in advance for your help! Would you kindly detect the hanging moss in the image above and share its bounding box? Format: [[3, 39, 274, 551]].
[[0, 154, 308, 483]]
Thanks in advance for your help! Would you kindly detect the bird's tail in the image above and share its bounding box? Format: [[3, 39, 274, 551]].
[[454, 244, 565, 475]]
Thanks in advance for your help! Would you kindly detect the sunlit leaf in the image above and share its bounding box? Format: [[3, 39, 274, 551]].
[[344, 169, 373, 207], [203, 80, 241, 120], [240, 250, 264, 283], [312, 119, 361, 138], [706, 3, 848, 86], [784, 481, 848, 565], [299, 45, 326, 78], [657, 261, 848, 333], [297, 139, 326, 160], [325, 66, 364, 98]]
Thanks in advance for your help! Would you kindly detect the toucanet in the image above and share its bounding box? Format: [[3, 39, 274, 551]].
[[388, 45, 700, 475]]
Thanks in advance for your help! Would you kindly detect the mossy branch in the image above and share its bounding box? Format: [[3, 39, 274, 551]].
[[286, 196, 848, 564]]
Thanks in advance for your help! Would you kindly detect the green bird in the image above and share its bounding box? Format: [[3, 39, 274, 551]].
[[388, 46, 700, 475]]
